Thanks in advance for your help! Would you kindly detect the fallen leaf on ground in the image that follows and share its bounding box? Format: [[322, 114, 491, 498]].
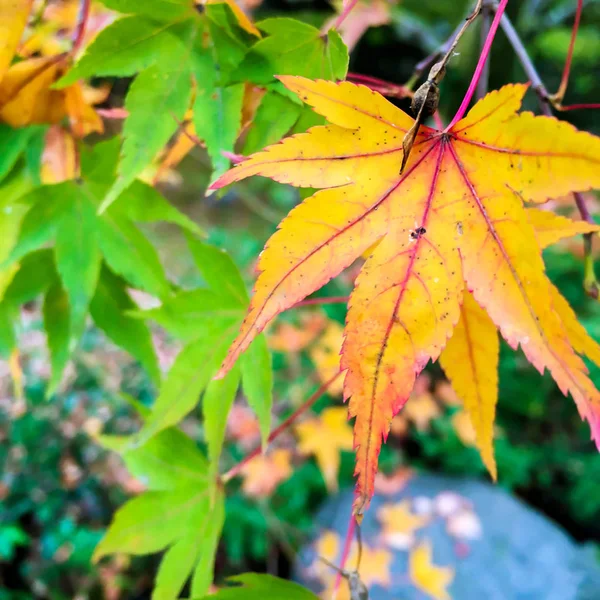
[[446, 508, 482, 540], [378, 500, 429, 549], [212, 77, 600, 516], [268, 313, 327, 352], [309, 320, 345, 396], [409, 540, 454, 600], [295, 406, 354, 491], [374, 466, 413, 495], [451, 410, 477, 448], [240, 448, 292, 498], [403, 391, 441, 431]]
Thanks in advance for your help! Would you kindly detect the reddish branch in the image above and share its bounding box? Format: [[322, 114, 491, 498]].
[[221, 372, 344, 483], [347, 72, 413, 99], [72, 0, 91, 55], [554, 0, 583, 104], [497, 6, 599, 298], [447, 0, 508, 129], [293, 296, 349, 308], [333, 0, 360, 31], [334, 513, 357, 595]]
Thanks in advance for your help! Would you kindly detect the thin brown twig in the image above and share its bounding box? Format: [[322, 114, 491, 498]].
[[221, 372, 343, 483]]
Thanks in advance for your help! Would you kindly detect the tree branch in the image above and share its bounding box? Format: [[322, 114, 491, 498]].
[[447, 0, 508, 128], [553, 0, 583, 104], [221, 372, 344, 483], [497, 7, 599, 298], [476, 3, 493, 100], [72, 0, 91, 55]]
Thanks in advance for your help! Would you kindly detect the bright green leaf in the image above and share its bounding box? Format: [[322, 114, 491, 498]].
[[58, 17, 196, 85], [0, 301, 17, 359], [98, 211, 171, 298], [93, 486, 209, 560], [0, 125, 38, 182], [135, 326, 238, 445], [3, 250, 57, 306], [98, 0, 192, 20], [116, 180, 204, 235], [242, 91, 301, 155], [194, 574, 319, 599], [101, 63, 194, 212], [194, 81, 244, 180], [42, 284, 71, 396], [153, 488, 225, 600], [133, 288, 243, 342], [189, 492, 225, 597], [240, 334, 272, 447], [187, 236, 248, 305], [55, 196, 102, 341], [203, 365, 240, 479], [122, 428, 209, 491], [234, 18, 349, 84], [205, 4, 249, 76], [153, 536, 201, 600], [90, 265, 161, 385], [1, 184, 74, 267]]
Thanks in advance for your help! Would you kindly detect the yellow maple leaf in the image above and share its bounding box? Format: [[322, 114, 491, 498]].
[[0, 55, 103, 135], [440, 209, 600, 478], [0, 0, 32, 84], [409, 540, 454, 600], [212, 77, 600, 516], [313, 529, 392, 598], [439, 290, 499, 477], [295, 406, 354, 491]]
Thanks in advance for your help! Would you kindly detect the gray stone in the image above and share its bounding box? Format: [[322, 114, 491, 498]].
[[296, 474, 600, 599]]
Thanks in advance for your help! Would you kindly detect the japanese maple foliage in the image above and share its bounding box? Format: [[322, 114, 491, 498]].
[[212, 77, 600, 514]]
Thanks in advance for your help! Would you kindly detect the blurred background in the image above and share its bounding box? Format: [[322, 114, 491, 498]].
[[1, 0, 600, 598]]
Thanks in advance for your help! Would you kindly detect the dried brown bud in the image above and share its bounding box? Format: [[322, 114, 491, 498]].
[[410, 80, 440, 118]]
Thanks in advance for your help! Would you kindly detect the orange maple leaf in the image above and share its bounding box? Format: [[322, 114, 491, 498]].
[[0, 54, 104, 136], [211, 77, 600, 515]]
